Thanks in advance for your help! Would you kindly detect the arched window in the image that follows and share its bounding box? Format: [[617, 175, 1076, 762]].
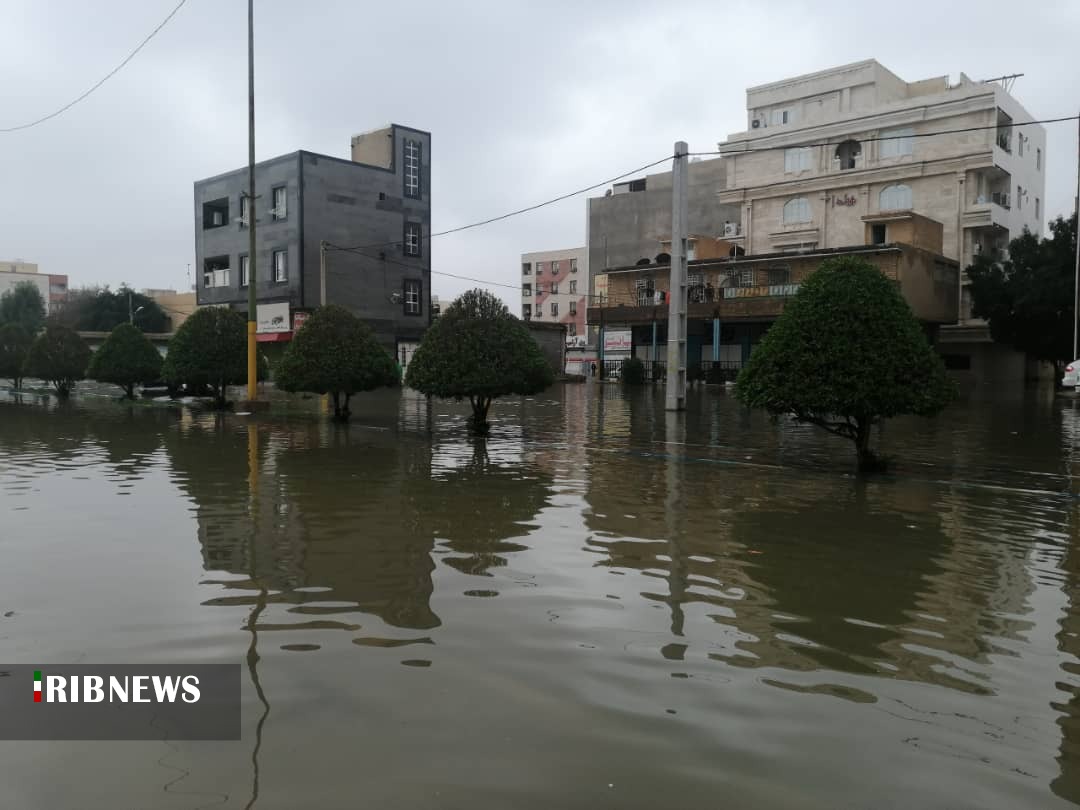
[[879, 184, 913, 211], [783, 197, 812, 224]]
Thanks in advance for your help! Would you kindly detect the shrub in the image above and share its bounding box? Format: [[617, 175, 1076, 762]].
[[87, 323, 163, 399], [23, 325, 91, 399], [621, 357, 646, 385], [161, 307, 247, 409], [0, 322, 33, 389]]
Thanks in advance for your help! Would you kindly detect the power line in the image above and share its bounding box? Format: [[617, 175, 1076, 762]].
[[0, 0, 188, 133], [691, 115, 1080, 157], [327, 154, 675, 253]]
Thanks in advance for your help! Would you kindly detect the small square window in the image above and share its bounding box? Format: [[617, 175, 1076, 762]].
[[551, 283, 559, 295], [272, 186, 287, 220], [569, 323, 576, 336], [551, 261, 560, 275], [550, 302, 558, 317], [239, 255, 250, 287], [202, 198, 229, 229], [569, 280, 577, 294], [570, 258, 578, 273], [569, 301, 577, 314], [523, 304, 532, 320], [273, 249, 288, 282], [536, 262, 544, 275], [522, 262, 532, 275], [239, 195, 251, 229]]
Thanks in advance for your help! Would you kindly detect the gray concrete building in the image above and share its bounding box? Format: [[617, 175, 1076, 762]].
[[194, 124, 431, 361]]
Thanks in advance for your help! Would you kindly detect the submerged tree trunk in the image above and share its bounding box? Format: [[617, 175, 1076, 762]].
[[854, 417, 884, 473], [212, 379, 229, 410], [124, 383, 135, 400], [330, 391, 352, 422], [468, 396, 492, 435]]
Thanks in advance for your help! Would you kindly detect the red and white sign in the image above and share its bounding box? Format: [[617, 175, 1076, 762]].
[[603, 329, 632, 353], [292, 311, 310, 332]]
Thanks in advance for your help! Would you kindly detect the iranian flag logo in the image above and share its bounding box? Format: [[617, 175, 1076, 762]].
[[34, 670, 41, 703]]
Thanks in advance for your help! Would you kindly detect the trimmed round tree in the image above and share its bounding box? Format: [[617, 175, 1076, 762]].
[[0, 281, 46, 335], [87, 322, 163, 400], [275, 305, 399, 421], [23, 324, 91, 399], [162, 306, 247, 409], [405, 289, 555, 434], [0, 322, 33, 389], [735, 256, 955, 472]]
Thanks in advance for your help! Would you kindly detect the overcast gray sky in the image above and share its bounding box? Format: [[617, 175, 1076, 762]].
[[2, 0, 1078, 308]]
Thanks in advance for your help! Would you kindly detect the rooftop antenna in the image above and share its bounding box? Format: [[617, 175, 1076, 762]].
[[981, 73, 1024, 93]]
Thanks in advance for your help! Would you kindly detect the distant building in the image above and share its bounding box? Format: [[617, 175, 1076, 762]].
[[193, 124, 431, 360], [140, 288, 197, 331], [520, 247, 587, 343], [0, 260, 67, 311]]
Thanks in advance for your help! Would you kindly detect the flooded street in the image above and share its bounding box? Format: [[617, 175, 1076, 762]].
[[2, 382, 1080, 808]]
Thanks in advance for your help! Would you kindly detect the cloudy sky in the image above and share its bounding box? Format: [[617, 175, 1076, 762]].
[[2, 0, 1078, 308]]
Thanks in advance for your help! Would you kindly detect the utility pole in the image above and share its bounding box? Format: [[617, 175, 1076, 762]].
[[128, 290, 133, 325], [665, 141, 688, 411], [245, 0, 258, 401], [1074, 111, 1080, 362]]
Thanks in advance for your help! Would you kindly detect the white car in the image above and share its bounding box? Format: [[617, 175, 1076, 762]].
[[1062, 359, 1080, 388]]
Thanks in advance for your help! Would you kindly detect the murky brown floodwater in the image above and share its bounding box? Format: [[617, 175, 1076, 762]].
[[2, 381, 1080, 808]]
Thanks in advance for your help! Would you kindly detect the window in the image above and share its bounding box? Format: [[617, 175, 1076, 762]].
[[570, 258, 578, 273], [404, 222, 422, 257], [569, 280, 577, 294], [879, 127, 914, 158], [273, 249, 288, 282], [771, 108, 792, 126], [272, 186, 287, 220], [551, 283, 559, 294], [782, 197, 811, 224], [568, 323, 576, 336], [202, 257, 229, 288], [522, 283, 532, 297], [767, 266, 790, 285], [404, 139, 421, 198], [879, 184, 912, 211], [536, 262, 544, 275], [403, 279, 422, 316], [239, 195, 251, 229], [1017, 185, 1022, 211], [239, 255, 250, 287], [687, 241, 697, 261], [550, 302, 559, 317], [1036, 197, 1041, 219], [522, 262, 532, 275], [1018, 133, 1024, 157], [569, 301, 577, 315], [551, 260, 560, 275], [834, 140, 861, 170], [871, 224, 887, 245], [1037, 148, 1042, 170], [784, 147, 813, 172], [535, 285, 541, 297], [523, 304, 531, 320], [202, 198, 229, 229]]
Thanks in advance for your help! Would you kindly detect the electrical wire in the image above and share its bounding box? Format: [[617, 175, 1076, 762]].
[[327, 154, 675, 253], [0, 0, 188, 133], [690, 115, 1080, 157]]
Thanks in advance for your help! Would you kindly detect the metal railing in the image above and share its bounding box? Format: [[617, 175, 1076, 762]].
[[596, 359, 742, 383]]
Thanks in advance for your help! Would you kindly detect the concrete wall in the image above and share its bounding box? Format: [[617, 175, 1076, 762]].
[[350, 126, 393, 169], [1, 260, 38, 275]]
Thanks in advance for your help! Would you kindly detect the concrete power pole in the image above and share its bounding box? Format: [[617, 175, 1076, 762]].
[[665, 141, 689, 411], [1073, 111, 1080, 362], [245, 0, 258, 401]]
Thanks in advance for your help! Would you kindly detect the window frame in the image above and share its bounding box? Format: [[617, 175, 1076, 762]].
[[569, 280, 577, 294], [273, 249, 288, 283], [239, 254, 250, 288], [782, 197, 812, 224], [569, 300, 577, 315], [403, 278, 422, 316], [879, 127, 914, 159], [239, 195, 251, 229], [522, 262, 532, 275], [550, 301, 559, 317], [784, 147, 813, 173], [403, 139, 422, 199], [879, 184, 913, 211], [522, 283, 532, 297], [271, 186, 287, 220], [404, 221, 422, 258], [570, 258, 578, 273]]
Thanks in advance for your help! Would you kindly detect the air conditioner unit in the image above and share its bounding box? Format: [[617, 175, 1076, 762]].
[[723, 222, 740, 238], [751, 119, 761, 129]]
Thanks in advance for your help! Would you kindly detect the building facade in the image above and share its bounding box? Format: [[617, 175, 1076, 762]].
[[715, 60, 1044, 329], [0, 260, 67, 312], [520, 247, 588, 340], [193, 124, 431, 358]]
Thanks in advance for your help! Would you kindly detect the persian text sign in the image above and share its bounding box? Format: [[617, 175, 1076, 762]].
[[0, 664, 240, 740], [603, 329, 632, 352], [256, 302, 290, 334], [723, 284, 800, 299]]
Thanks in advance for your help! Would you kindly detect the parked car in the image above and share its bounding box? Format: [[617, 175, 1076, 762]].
[[1062, 359, 1080, 388]]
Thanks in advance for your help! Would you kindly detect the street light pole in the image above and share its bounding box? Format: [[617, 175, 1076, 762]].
[[320, 240, 327, 306], [245, 0, 258, 400]]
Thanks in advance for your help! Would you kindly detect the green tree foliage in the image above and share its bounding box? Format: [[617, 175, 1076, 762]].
[[161, 306, 247, 409], [621, 356, 646, 385], [49, 285, 170, 334], [736, 256, 955, 471], [276, 305, 399, 421], [0, 322, 33, 389], [0, 281, 46, 335], [968, 214, 1077, 365], [23, 325, 91, 399], [87, 323, 164, 400], [405, 289, 554, 434]]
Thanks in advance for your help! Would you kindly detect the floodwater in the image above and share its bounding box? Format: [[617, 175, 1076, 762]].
[[2, 381, 1080, 808]]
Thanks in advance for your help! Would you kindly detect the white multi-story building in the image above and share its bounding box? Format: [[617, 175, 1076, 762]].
[[715, 60, 1045, 377], [520, 247, 588, 340]]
